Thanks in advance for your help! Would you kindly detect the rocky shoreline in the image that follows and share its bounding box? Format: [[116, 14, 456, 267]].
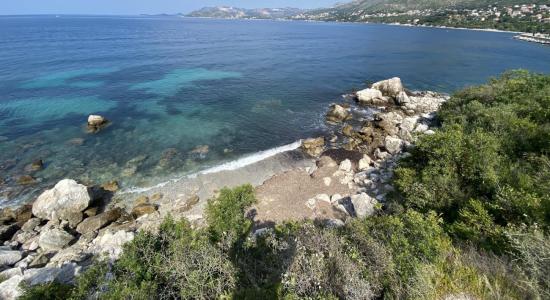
[[0, 77, 448, 299]]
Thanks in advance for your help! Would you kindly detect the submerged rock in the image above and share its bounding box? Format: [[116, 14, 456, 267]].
[[100, 180, 119, 192], [87, 115, 108, 132], [17, 175, 36, 185], [32, 179, 91, 222], [131, 204, 157, 219]]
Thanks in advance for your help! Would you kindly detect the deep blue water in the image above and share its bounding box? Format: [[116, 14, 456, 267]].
[[1, 15, 549, 206]]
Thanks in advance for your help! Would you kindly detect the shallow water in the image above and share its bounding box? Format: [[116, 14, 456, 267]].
[[1, 16, 549, 206]]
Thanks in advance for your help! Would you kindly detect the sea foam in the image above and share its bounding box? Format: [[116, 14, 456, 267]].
[[122, 140, 303, 194]]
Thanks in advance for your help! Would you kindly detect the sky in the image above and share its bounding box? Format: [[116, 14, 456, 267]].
[[1, 0, 340, 15]]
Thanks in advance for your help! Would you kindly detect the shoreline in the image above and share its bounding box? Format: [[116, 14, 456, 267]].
[[182, 16, 525, 35], [0, 76, 450, 298]]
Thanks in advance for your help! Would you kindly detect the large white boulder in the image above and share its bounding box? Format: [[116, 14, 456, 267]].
[[385, 136, 404, 154], [356, 88, 387, 105], [372, 77, 404, 97], [90, 230, 135, 260], [32, 179, 91, 222], [351, 193, 378, 218], [87, 115, 106, 126], [0, 275, 23, 300], [0, 250, 22, 267]]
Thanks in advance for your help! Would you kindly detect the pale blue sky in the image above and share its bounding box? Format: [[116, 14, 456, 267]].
[[1, 0, 339, 15]]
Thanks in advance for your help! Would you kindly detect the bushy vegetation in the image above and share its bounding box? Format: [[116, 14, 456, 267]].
[[22, 71, 550, 299]]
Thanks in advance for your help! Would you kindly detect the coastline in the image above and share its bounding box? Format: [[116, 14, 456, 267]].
[[182, 16, 525, 35], [0, 76, 450, 298]]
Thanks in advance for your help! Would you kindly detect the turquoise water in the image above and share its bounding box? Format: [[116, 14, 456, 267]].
[[1, 16, 549, 206]]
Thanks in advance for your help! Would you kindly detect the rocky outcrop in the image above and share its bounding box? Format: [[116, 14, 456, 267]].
[[326, 104, 350, 123], [371, 77, 404, 97], [32, 179, 91, 224], [302, 137, 325, 157], [356, 88, 388, 106]]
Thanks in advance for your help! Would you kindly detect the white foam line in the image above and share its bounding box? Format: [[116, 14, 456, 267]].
[[122, 140, 303, 194]]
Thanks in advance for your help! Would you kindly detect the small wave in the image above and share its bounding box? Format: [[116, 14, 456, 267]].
[[122, 140, 303, 194]]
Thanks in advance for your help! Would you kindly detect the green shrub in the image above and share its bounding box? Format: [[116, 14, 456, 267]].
[[393, 71, 550, 254], [19, 282, 73, 300], [347, 210, 452, 298], [206, 184, 256, 247]]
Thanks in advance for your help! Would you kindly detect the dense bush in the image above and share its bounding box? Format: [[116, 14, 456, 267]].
[[394, 71, 550, 253]]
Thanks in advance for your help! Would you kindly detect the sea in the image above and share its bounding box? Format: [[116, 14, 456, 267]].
[[1, 15, 549, 207]]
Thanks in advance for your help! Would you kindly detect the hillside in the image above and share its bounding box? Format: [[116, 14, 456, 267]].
[[186, 6, 305, 19], [187, 1, 550, 33], [292, 0, 550, 33]]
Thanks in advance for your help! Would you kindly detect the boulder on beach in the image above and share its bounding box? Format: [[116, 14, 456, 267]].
[[301, 137, 325, 157], [372, 77, 404, 98], [32, 179, 91, 222], [326, 104, 350, 123]]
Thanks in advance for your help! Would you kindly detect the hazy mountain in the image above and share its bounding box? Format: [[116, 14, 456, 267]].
[[186, 6, 306, 19]]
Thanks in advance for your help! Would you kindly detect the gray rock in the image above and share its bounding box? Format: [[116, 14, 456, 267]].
[[372, 77, 404, 97], [23, 263, 81, 286], [0, 250, 22, 267], [396, 91, 410, 104], [385, 136, 403, 154], [351, 193, 378, 218], [38, 227, 75, 252], [325, 219, 345, 228], [358, 155, 372, 171], [339, 159, 352, 172], [32, 179, 91, 222], [356, 88, 387, 106], [90, 230, 134, 260], [0, 275, 23, 300], [0, 267, 23, 279], [28, 253, 50, 269], [76, 209, 121, 234], [21, 218, 41, 232]]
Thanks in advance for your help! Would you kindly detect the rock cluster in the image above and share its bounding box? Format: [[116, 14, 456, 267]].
[[298, 77, 448, 226], [0, 177, 162, 299]]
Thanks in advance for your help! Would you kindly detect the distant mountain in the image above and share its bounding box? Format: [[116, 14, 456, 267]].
[[186, 6, 306, 19], [187, 1, 550, 33]]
